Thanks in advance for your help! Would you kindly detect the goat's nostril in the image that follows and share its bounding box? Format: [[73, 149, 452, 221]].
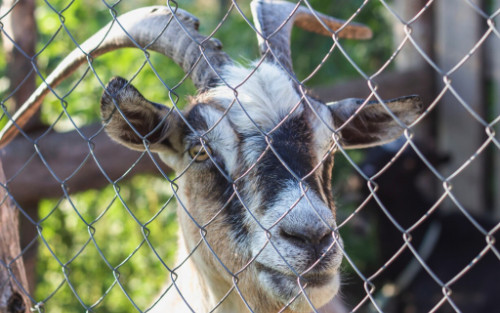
[[319, 232, 333, 247], [280, 228, 308, 246], [279, 225, 333, 249]]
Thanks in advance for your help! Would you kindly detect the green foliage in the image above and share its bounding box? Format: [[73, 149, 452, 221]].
[[34, 0, 195, 131], [333, 150, 381, 275], [292, 0, 394, 86], [0, 22, 10, 130], [1, 0, 395, 311], [36, 174, 178, 312]]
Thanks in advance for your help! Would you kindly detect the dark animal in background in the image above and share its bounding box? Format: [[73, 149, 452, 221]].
[[355, 138, 500, 313]]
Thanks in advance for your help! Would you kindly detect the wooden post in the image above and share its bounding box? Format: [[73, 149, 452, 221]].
[[489, 1, 500, 218], [391, 0, 435, 144], [435, 0, 486, 213], [0, 159, 31, 313], [392, 0, 433, 71]]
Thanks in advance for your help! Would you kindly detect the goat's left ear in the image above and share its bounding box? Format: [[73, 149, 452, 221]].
[[327, 95, 424, 149], [101, 77, 182, 152]]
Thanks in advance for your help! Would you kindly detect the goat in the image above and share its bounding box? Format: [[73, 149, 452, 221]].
[[0, 1, 424, 312]]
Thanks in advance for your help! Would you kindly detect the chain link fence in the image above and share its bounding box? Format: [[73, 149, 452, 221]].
[[1, 0, 499, 312]]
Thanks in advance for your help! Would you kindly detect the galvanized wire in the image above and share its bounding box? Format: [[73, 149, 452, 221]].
[[0, 0, 499, 312]]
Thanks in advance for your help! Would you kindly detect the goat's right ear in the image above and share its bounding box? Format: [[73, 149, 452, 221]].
[[327, 95, 424, 149], [101, 77, 181, 152]]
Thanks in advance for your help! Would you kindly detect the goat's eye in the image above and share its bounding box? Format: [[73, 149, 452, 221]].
[[188, 144, 211, 162]]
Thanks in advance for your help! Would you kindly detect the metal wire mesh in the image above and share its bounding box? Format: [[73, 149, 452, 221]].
[[0, 0, 499, 312]]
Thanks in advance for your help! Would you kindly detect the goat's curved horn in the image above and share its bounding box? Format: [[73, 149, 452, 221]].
[[250, 0, 372, 73], [0, 5, 232, 148]]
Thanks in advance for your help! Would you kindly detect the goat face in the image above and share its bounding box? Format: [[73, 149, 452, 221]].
[[101, 62, 423, 312]]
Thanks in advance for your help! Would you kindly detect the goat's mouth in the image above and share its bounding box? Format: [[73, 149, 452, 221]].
[[254, 262, 340, 311], [255, 262, 335, 288]]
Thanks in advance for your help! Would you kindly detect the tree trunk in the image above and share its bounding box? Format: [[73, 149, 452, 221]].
[[0, 159, 31, 313], [1, 0, 41, 292], [1, 0, 40, 131]]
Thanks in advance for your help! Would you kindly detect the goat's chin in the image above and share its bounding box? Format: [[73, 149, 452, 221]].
[[257, 269, 340, 312]]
